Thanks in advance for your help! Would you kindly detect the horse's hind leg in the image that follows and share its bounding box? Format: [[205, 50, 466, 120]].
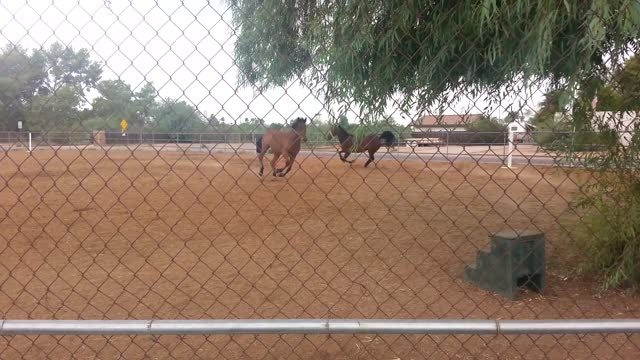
[[258, 145, 269, 176], [258, 150, 266, 176]]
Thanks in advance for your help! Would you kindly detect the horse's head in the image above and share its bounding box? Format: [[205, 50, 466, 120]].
[[290, 117, 308, 142]]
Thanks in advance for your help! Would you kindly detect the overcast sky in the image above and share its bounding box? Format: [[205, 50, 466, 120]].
[[0, 0, 545, 127]]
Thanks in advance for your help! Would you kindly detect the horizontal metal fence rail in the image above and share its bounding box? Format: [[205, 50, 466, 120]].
[[2, 319, 640, 336]]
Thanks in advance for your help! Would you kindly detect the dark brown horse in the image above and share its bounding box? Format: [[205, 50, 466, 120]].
[[328, 125, 396, 167], [256, 117, 308, 177]]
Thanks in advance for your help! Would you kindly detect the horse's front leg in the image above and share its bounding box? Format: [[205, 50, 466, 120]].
[[340, 150, 354, 164], [364, 151, 375, 167], [275, 154, 289, 175], [278, 154, 295, 177], [337, 149, 346, 162], [270, 153, 281, 176]]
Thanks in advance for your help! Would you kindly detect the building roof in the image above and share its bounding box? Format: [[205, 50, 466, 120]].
[[414, 114, 484, 127]]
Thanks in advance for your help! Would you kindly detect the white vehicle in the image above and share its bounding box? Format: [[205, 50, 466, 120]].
[[404, 137, 443, 147]]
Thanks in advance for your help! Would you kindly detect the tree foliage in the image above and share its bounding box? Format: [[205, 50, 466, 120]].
[[228, 0, 640, 289], [0, 42, 102, 130], [152, 99, 207, 134], [531, 53, 640, 151], [529, 55, 640, 290], [573, 140, 640, 290], [0, 42, 214, 134], [34, 42, 102, 98], [228, 0, 640, 112], [88, 80, 159, 130], [27, 86, 85, 131], [0, 45, 46, 129], [612, 54, 640, 110], [466, 116, 506, 133], [461, 116, 507, 144]]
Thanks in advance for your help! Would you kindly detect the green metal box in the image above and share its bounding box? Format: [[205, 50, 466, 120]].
[[464, 230, 545, 300]]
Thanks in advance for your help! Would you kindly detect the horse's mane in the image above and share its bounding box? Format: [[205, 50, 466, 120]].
[[335, 125, 352, 138]]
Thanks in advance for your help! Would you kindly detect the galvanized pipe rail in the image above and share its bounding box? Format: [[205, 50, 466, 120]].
[[2, 319, 640, 336]]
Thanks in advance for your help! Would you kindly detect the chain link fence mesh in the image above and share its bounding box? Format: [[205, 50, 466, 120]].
[[1, 0, 640, 358], [3, 333, 640, 359]]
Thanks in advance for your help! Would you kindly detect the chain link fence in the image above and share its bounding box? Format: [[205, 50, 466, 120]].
[[1, 0, 640, 358]]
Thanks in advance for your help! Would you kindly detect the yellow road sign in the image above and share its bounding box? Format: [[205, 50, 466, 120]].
[[120, 119, 128, 130]]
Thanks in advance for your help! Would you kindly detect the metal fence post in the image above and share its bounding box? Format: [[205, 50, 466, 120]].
[[507, 128, 514, 168], [446, 131, 449, 158]]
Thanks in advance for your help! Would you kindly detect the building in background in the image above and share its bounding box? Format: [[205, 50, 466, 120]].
[[412, 114, 484, 132]]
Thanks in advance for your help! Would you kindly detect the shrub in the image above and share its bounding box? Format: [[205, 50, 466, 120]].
[[572, 126, 640, 290], [534, 126, 613, 152]]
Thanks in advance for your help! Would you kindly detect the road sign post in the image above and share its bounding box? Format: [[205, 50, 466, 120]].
[[121, 119, 128, 137]]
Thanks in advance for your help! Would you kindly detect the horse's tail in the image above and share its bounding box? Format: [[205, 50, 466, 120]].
[[255, 135, 263, 154], [379, 131, 396, 147]]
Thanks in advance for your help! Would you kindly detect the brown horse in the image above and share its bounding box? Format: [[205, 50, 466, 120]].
[[256, 117, 308, 177], [328, 125, 396, 167]]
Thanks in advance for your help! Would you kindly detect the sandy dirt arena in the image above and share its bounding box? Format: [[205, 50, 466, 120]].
[[1, 147, 639, 359]]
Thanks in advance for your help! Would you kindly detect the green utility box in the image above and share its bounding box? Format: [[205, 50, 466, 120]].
[[464, 230, 545, 300]]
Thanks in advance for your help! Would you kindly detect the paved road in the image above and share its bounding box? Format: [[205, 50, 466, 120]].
[[195, 145, 565, 167], [20, 143, 571, 168]]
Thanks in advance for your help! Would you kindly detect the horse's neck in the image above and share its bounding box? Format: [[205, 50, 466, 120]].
[[290, 130, 303, 145], [336, 127, 352, 141]]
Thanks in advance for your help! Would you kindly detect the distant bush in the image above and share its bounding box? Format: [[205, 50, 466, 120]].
[[534, 129, 613, 152], [463, 116, 508, 144]]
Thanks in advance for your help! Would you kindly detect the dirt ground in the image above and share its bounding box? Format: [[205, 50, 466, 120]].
[[1, 147, 639, 359]]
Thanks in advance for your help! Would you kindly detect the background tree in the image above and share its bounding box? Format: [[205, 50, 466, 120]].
[[462, 116, 507, 144], [152, 99, 206, 136], [33, 42, 102, 98], [530, 53, 640, 151], [89, 80, 138, 130], [0, 42, 102, 131], [85, 81, 159, 131], [526, 57, 640, 288], [26, 86, 85, 131], [133, 82, 158, 126], [29, 42, 101, 130], [531, 90, 564, 129], [0, 45, 46, 130], [227, 0, 640, 113], [268, 122, 284, 130], [612, 54, 640, 110]]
